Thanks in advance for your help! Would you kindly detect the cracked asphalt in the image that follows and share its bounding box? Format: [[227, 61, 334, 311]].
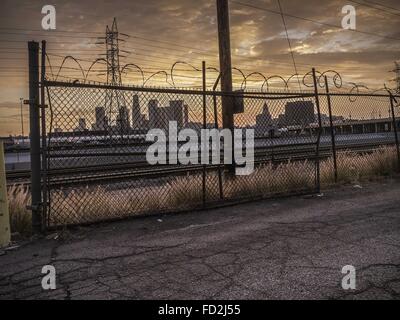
[[1, 180, 400, 300]]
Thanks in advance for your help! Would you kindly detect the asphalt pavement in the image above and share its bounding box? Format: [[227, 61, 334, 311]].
[[1, 179, 400, 299]]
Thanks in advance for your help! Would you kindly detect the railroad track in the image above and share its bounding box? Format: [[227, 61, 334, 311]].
[[6, 142, 395, 187]]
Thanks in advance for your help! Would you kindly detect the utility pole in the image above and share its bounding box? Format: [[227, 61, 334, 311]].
[[216, 0, 235, 174], [216, 0, 234, 131]]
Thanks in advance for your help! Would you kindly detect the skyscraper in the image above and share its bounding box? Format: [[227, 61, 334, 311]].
[[169, 100, 185, 128], [148, 99, 159, 130], [148, 99, 188, 131], [183, 104, 189, 127], [116, 106, 130, 134], [93, 106, 108, 131], [132, 95, 143, 130]]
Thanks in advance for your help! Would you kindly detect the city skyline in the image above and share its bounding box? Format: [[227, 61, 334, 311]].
[[1, 0, 400, 135]]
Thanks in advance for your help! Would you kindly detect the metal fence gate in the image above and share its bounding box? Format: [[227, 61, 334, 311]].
[[41, 82, 322, 227]]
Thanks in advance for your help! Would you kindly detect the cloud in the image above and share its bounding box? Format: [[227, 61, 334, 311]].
[[0, 0, 399, 134], [0, 102, 20, 110]]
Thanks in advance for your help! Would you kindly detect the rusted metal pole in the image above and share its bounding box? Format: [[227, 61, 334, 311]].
[[41, 40, 48, 228], [28, 41, 42, 233], [202, 61, 207, 206], [216, 0, 235, 175], [312, 68, 322, 193], [324, 76, 338, 183], [0, 142, 10, 247], [212, 74, 224, 200], [216, 0, 234, 131], [389, 94, 400, 169]]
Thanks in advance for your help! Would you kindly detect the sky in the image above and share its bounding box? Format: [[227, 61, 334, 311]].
[[0, 0, 399, 135]]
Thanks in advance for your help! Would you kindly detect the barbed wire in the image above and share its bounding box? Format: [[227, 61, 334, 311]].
[[43, 53, 397, 99]]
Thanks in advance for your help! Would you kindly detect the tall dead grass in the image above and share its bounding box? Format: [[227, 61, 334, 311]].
[[7, 184, 31, 235], [321, 146, 398, 185], [7, 146, 399, 229]]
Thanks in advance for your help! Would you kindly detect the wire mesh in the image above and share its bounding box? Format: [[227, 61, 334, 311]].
[[42, 81, 399, 227]]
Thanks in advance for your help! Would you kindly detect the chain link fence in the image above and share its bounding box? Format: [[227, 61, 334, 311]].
[[317, 92, 400, 184], [18, 43, 399, 232]]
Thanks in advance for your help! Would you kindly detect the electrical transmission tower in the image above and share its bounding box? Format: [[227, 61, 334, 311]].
[[96, 18, 129, 137], [105, 18, 123, 86]]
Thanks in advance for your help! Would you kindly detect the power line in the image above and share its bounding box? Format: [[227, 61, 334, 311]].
[[347, 0, 400, 17], [0, 27, 395, 72], [276, 0, 302, 91], [0, 44, 389, 76], [363, 0, 400, 13], [230, 0, 400, 41]]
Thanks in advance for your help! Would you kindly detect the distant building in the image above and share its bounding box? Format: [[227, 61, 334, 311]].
[[93, 106, 108, 131], [116, 106, 130, 134], [255, 103, 274, 136], [148, 99, 160, 130], [169, 100, 185, 128], [74, 118, 87, 132], [283, 100, 315, 126], [320, 113, 345, 125], [148, 99, 188, 131], [183, 104, 189, 126], [132, 95, 146, 130]]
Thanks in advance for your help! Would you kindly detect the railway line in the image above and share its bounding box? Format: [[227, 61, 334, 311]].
[[6, 140, 395, 187]]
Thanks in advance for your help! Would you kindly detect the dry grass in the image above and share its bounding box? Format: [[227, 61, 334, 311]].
[[321, 146, 399, 185], [50, 184, 166, 225], [225, 160, 315, 199], [166, 175, 204, 208], [7, 184, 32, 236], [7, 146, 399, 230]]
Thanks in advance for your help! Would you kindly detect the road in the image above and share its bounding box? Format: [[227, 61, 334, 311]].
[[1, 179, 400, 300]]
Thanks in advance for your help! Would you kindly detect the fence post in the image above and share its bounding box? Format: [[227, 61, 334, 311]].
[[40, 40, 48, 228], [312, 68, 323, 193], [0, 141, 11, 247], [324, 76, 338, 183], [212, 74, 224, 200], [389, 94, 400, 170], [202, 61, 207, 206], [28, 41, 42, 233]]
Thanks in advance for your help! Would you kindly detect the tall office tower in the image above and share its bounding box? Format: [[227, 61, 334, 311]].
[[80, 118, 86, 129], [94, 106, 108, 131], [169, 100, 185, 128], [132, 95, 143, 130], [116, 106, 130, 134], [183, 104, 189, 127], [159, 107, 171, 131], [148, 99, 159, 129]]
